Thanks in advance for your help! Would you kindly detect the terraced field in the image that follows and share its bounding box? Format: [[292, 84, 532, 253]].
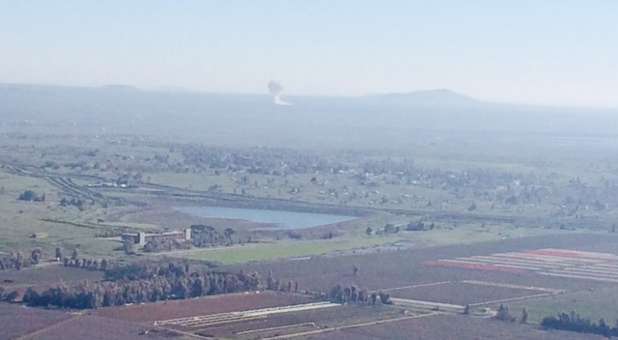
[[426, 248, 618, 284]]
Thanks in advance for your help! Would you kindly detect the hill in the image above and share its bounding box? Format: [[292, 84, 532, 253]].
[[362, 89, 480, 107], [1, 83, 617, 151]]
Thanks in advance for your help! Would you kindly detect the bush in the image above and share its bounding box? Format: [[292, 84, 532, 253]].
[[541, 311, 615, 337], [18, 190, 45, 202]]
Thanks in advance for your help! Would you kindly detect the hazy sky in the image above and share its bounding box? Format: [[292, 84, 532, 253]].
[[1, 1, 617, 107]]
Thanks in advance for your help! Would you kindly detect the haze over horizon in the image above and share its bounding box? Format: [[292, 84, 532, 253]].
[[1, 0, 617, 108]]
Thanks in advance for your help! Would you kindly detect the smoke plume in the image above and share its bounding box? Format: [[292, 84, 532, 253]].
[[268, 81, 292, 105]]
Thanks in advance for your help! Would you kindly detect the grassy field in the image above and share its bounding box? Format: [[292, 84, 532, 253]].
[[0, 164, 585, 265], [410, 223, 569, 247], [168, 223, 565, 265], [509, 286, 618, 325], [147, 170, 472, 212], [148, 172, 238, 192], [0, 169, 123, 257], [168, 235, 403, 264]]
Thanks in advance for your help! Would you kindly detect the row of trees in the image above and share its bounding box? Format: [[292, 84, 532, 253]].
[[541, 311, 618, 337], [56, 247, 113, 271], [406, 221, 435, 232], [0, 249, 42, 271], [136, 225, 239, 254], [63, 257, 113, 271], [18, 262, 261, 309], [57, 247, 113, 266], [59, 197, 87, 210], [143, 239, 191, 253], [104, 261, 193, 281], [191, 225, 236, 247], [266, 271, 299, 293], [327, 284, 391, 305], [55, 247, 78, 261], [365, 222, 437, 236]]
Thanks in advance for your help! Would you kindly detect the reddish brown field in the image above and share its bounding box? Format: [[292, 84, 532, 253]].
[[95, 291, 314, 323], [389, 282, 545, 306], [21, 314, 176, 340], [0, 303, 71, 339], [301, 314, 605, 340], [428, 247, 618, 284], [424, 260, 528, 274], [527, 249, 592, 258]]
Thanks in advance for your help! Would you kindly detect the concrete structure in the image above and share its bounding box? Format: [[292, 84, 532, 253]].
[[122, 228, 192, 247]]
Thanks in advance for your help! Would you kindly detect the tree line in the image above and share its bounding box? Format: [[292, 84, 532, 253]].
[[191, 225, 236, 247], [103, 261, 196, 281], [18, 262, 261, 309], [63, 257, 113, 271], [265, 270, 300, 293], [325, 284, 392, 305], [143, 238, 191, 253], [131, 225, 240, 254], [57, 247, 116, 271], [0, 249, 42, 271], [541, 311, 618, 338]]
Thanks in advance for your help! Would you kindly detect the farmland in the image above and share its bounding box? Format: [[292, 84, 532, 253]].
[[507, 285, 618, 325], [96, 291, 315, 323], [15, 314, 180, 340], [169, 223, 561, 265], [227, 233, 618, 293], [427, 248, 618, 284], [0, 303, 71, 339], [4, 221, 618, 339], [5, 232, 617, 339], [300, 314, 606, 340], [3, 110, 618, 339], [386, 281, 558, 306], [98, 291, 435, 339]]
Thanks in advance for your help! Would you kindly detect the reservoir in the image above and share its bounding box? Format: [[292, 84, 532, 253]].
[[175, 206, 356, 230]]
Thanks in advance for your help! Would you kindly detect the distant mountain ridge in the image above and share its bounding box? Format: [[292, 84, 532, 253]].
[[364, 89, 479, 107], [1, 82, 617, 150]]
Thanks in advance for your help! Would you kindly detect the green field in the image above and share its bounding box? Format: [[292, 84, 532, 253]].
[[168, 235, 402, 264], [167, 223, 566, 265], [0, 163, 579, 265], [0, 169, 121, 257], [510, 286, 618, 325]]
